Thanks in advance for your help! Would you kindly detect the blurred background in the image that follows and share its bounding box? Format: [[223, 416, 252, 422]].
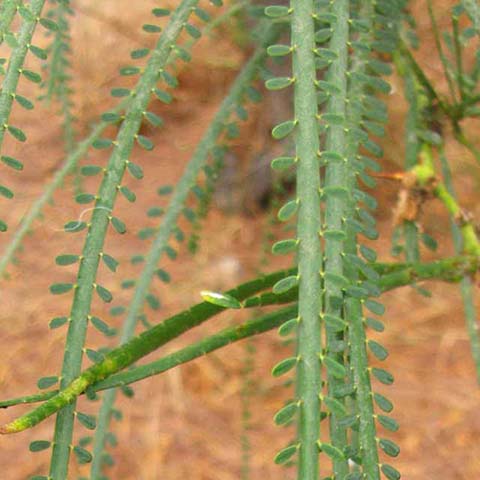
[[1, 0, 480, 478]]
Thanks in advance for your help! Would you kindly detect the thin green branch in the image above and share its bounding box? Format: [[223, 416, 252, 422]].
[[0, 0, 21, 44], [0, 99, 127, 277], [0, 268, 295, 432], [321, 0, 350, 475], [0, 0, 47, 232], [48, 2, 202, 477], [289, 0, 323, 477], [1, 256, 478, 412], [439, 148, 480, 383], [426, 0, 457, 103], [89, 22, 282, 478]]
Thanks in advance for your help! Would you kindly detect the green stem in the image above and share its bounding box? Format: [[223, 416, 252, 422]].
[[0, 0, 21, 43], [0, 268, 294, 432], [439, 148, 480, 383], [0, 99, 127, 277], [452, 12, 466, 101], [426, 0, 457, 103], [48, 2, 201, 477], [89, 23, 281, 479], [290, 0, 323, 477], [322, 0, 350, 475], [1, 255, 478, 412], [0, 0, 46, 232]]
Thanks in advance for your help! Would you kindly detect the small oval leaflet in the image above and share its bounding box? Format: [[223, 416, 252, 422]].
[[120, 185, 136, 202], [200, 291, 242, 309], [156, 269, 171, 283], [323, 356, 346, 379], [277, 199, 298, 222], [49, 316, 68, 329], [373, 392, 393, 412], [271, 156, 296, 171], [91, 316, 116, 337], [15, 95, 34, 110], [267, 44, 292, 57], [274, 401, 298, 425], [131, 48, 150, 59], [368, 340, 388, 361], [324, 272, 350, 289], [272, 120, 296, 140], [92, 138, 113, 149], [366, 317, 385, 332], [96, 284, 113, 303], [272, 238, 297, 255], [274, 444, 297, 464], [39, 17, 59, 31], [55, 254, 79, 266], [86, 348, 104, 363], [321, 150, 344, 163], [50, 283, 74, 295], [29, 45, 48, 60], [272, 275, 298, 295], [146, 293, 161, 310], [318, 442, 345, 461], [22, 69, 42, 84], [378, 438, 400, 458], [111, 217, 127, 234], [29, 440, 51, 452], [1, 156, 23, 171], [359, 244, 377, 262], [377, 414, 399, 432], [76, 193, 95, 204], [37, 376, 58, 389], [102, 253, 119, 272], [364, 299, 385, 316], [81, 165, 103, 176], [381, 464, 401, 480], [76, 412, 96, 430], [152, 7, 170, 16], [127, 162, 144, 180], [278, 317, 298, 337], [323, 314, 346, 332], [73, 445, 93, 464], [323, 396, 346, 417], [323, 229, 346, 241], [136, 135, 154, 150], [64, 221, 87, 233], [111, 87, 131, 98], [272, 356, 297, 377], [156, 184, 171, 195], [315, 27, 333, 43], [265, 77, 294, 91], [0, 185, 14, 199], [7, 125, 26, 142], [371, 367, 394, 385], [264, 5, 290, 18]]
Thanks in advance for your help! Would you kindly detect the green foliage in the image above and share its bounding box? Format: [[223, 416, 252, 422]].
[[1, 0, 480, 479]]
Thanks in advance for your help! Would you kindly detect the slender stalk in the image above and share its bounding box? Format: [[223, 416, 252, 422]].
[[290, 0, 323, 477], [0, 0, 47, 231], [0, 100, 126, 277], [1, 256, 478, 411], [439, 149, 480, 383], [426, 0, 457, 103], [0, 0, 21, 43], [0, 268, 295, 432], [89, 23, 281, 478], [321, 0, 350, 475], [48, 2, 201, 477]]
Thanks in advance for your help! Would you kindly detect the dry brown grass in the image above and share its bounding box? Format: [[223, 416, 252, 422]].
[[1, 0, 480, 478]]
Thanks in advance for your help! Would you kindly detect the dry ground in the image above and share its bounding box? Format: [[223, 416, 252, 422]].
[[1, 0, 480, 479]]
